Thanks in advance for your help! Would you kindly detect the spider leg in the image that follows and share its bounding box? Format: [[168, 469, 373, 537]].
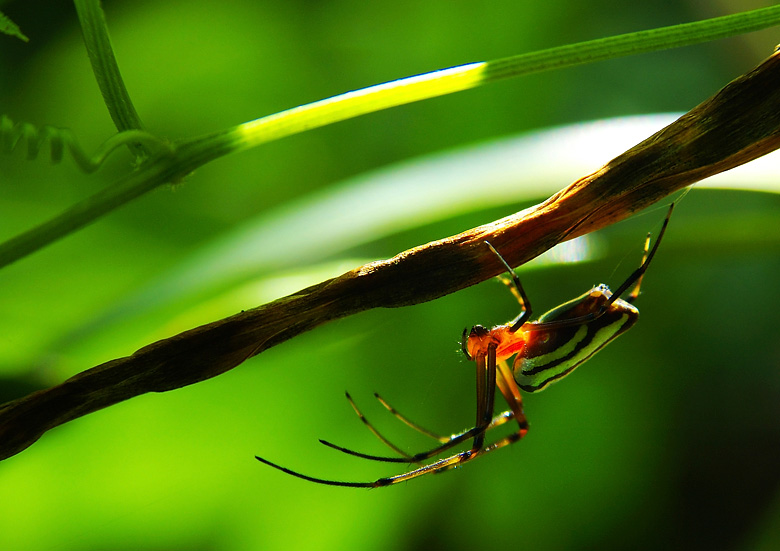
[[374, 392, 448, 443], [319, 407, 516, 462], [318, 347, 507, 463], [524, 203, 675, 333], [343, 391, 412, 459], [611, 203, 673, 305], [369, 394, 518, 460], [367, 375, 529, 484], [353, 378, 526, 485], [472, 345, 496, 450], [256, 401, 527, 488], [495, 359, 529, 434], [370, 410, 525, 484], [334, 390, 469, 462], [257, 354, 527, 486], [624, 229, 652, 303], [319, 420, 485, 463], [254, 455, 379, 488], [255, 446, 485, 488], [483, 241, 533, 332], [431, 359, 529, 476]]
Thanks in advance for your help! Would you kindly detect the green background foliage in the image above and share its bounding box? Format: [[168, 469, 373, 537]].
[[1, 0, 779, 550]]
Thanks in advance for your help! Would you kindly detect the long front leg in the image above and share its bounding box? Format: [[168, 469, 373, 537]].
[[495, 359, 529, 437], [473, 346, 497, 450]]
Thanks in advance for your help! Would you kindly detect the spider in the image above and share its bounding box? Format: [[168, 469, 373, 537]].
[[256, 204, 674, 487]]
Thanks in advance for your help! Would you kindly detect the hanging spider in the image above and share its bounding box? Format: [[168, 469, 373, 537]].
[[256, 204, 674, 487]]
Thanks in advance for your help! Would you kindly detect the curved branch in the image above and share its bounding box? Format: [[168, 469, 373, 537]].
[[1, 49, 779, 462]]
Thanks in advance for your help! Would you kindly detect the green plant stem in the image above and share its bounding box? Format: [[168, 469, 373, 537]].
[[73, 0, 147, 158], [223, 5, 780, 152], [1, 6, 779, 269], [0, 143, 199, 269]]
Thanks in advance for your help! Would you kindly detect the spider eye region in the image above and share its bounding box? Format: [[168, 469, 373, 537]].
[[463, 324, 527, 362]]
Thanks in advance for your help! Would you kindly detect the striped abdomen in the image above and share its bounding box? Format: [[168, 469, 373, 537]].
[[514, 285, 639, 392]]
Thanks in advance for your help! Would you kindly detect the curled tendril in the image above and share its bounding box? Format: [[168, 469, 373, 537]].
[[1, 115, 172, 173]]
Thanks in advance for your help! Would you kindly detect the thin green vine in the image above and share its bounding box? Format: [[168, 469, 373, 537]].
[[73, 0, 147, 158], [1, 115, 170, 173]]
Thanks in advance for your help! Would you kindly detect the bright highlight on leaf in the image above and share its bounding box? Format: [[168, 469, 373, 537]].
[[235, 62, 487, 150], [228, 5, 780, 153]]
